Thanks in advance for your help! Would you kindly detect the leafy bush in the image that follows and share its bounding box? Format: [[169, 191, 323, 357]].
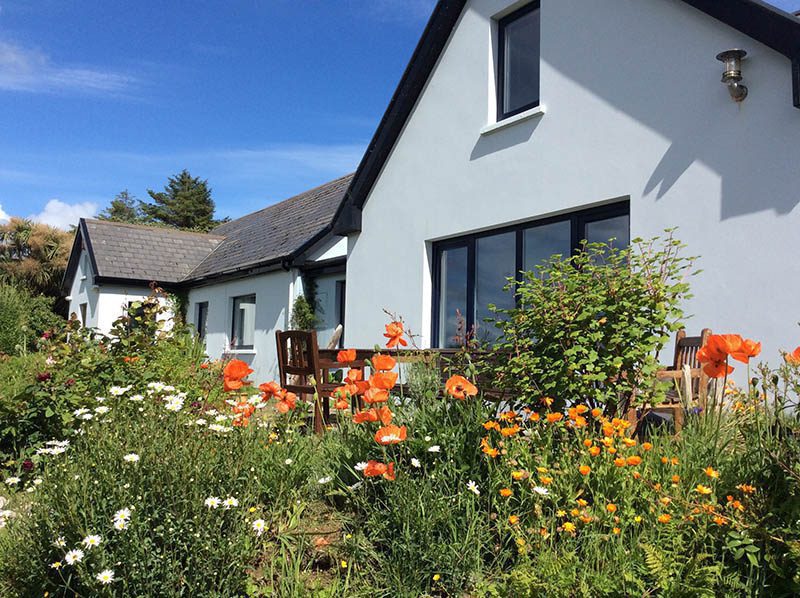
[[0, 285, 64, 355], [488, 232, 696, 414]]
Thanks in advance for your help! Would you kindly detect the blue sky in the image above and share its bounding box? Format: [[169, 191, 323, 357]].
[[0, 0, 798, 228]]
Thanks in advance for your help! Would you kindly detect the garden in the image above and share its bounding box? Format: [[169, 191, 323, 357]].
[[0, 236, 799, 597]]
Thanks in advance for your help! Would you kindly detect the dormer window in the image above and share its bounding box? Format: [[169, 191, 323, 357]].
[[497, 2, 540, 120]]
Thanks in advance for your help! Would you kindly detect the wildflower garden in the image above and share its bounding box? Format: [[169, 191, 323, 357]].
[[1, 236, 799, 596]]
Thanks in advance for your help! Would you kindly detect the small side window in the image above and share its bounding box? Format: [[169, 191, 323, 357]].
[[497, 2, 541, 120], [231, 295, 256, 350], [196, 302, 209, 341]]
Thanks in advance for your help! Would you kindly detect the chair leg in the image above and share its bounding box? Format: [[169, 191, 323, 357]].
[[673, 404, 684, 434], [313, 393, 324, 435]]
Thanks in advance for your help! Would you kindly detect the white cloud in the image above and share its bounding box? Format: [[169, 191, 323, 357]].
[[0, 204, 9, 223], [29, 199, 97, 229], [0, 40, 137, 95]]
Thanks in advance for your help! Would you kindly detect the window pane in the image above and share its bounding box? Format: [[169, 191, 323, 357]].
[[232, 295, 256, 349], [523, 220, 572, 272], [585, 215, 630, 249], [438, 246, 468, 348], [475, 232, 516, 343], [196, 302, 208, 341], [503, 7, 540, 115]]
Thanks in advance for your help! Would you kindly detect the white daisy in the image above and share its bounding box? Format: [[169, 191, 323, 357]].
[[208, 424, 232, 433], [195, 418, 208, 426], [113, 508, 131, 521], [113, 519, 129, 531], [94, 406, 111, 415], [204, 496, 221, 509], [466, 480, 480, 496], [214, 414, 229, 422], [123, 453, 140, 463], [284, 458, 293, 465], [147, 382, 166, 391], [81, 534, 102, 549], [33, 478, 43, 485], [318, 476, 332, 485], [252, 518, 266, 536], [411, 458, 421, 468], [109, 385, 131, 396], [424, 435, 432, 442], [532, 486, 550, 496], [164, 397, 184, 412], [64, 549, 84, 564], [222, 497, 239, 509], [4, 477, 20, 486], [129, 394, 144, 402], [427, 445, 441, 453], [73, 408, 90, 417], [53, 536, 67, 548], [354, 462, 368, 471], [79, 413, 94, 421], [96, 569, 115, 584], [95, 396, 107, 403]]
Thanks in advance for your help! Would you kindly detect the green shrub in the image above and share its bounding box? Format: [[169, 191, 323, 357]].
[[0, 285, 64, 355], [488, 232, 696, 414]]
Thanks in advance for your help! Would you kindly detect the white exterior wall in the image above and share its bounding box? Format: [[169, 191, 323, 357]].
[[188, 269, 293, 384], [345, 0, 800, 365], [67, 249, 164, 335]]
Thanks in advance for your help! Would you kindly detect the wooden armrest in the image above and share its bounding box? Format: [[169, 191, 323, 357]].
[[656, 368, 702, 380]]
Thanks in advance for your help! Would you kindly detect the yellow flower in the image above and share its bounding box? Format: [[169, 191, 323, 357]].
[[563, 522, 576, 533], [499, 488, 513, 498], [606, 503, 617, 513], [657, 513, 672, 524], [508, 515, 520, 525], [659, 497, 671, 506], [704, 467, 719, 479], [433, 574, 441, 582], [634, 516, 642, 523], [540, 475, 553, 485], [695, 484, 713, 495], [515, 537, 526, 547], [536, 466, 549, 474], [612, 527, 621, 535], [248, 507, 257, 513], [340, 560, 348, 569], [511, 470, 527, 481], [570, 508, 581, 517], [556, 509, 567, 517], [576, 499, 588, 507]]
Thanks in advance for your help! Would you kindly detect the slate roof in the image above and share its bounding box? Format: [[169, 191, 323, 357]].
[[189, 173, 353, 280], [62, 173, 353, 291], [82, 220, 224, 283]]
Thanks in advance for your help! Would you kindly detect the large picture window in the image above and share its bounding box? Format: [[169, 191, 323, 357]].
[[231, 295, 256, 350], [497, 2, 541, 120], [432, 203, 629, 348]]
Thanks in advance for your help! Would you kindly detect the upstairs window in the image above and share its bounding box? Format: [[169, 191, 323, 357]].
[[231, 295, 256, 350], [497, 2, 541, 120]]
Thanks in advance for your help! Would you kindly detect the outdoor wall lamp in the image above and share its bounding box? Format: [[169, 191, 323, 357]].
[[716, 49, 748, 102]]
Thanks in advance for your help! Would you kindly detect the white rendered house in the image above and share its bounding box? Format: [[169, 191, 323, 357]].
[[332, 0, 800, 363], [62, 175, 350, 383]]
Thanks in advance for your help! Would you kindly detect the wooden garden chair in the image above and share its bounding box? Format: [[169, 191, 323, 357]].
[[644, 328, 712, 432]]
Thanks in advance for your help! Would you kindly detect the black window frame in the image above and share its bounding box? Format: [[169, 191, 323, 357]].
[[230, 294, 256, 351], [431, 201, 630, 347], [497, 1, 541, 121], [195, 301, 209, 342]]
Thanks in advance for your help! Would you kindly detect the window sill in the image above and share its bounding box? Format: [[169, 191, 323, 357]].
[[227, 349, 256, 355], [480, 105, 545, 136]]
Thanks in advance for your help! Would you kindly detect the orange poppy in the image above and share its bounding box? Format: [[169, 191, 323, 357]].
[[606, 503, 617, 513], [199, 362, 209, 369], [730, 338, 761, 364], [384, 321, 407, 348], [233, 402, 255, 418], [588, 446, 601, 457], [363, 460, 395, 480], [232, 417, 250, 427], [224, 359, 253, 381], [346, 368, 364, 383], [614, 458, 626, 467], [626, 455, 642, 466], [259, 381, 281, 398], [353, 409, 377, 424], [546, 412, 563, 423], [784, 346, 800, 365], [500, 425, 521, 437], [374, 424, 407, 445], [334, 396, 349, 410], [370, 371, 398, 390], [445, 375, 478, 400], [337, 349, 356, 363], [371, 354, 397, 372], [698, 334, 743, 378], [579, 465, 591, 475], [275, 391, 297, 414], [363, 388, 389, 404]]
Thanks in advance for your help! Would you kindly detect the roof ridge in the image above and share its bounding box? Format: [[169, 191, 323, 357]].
[[84, 218, 226, 239]]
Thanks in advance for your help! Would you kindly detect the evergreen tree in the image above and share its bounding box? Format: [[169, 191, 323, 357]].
[[98, 190, 143, 223], [141, 170, 219, 231]]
